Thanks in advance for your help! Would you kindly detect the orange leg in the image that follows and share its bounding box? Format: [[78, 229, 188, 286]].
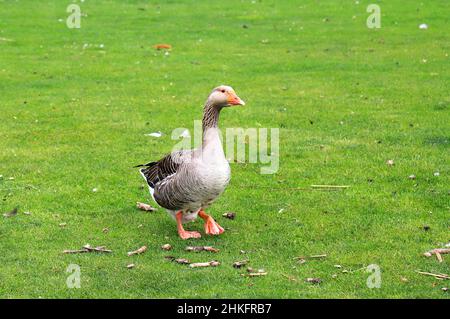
[[198, 210, 224, 236], [176, 211, 201, 240]]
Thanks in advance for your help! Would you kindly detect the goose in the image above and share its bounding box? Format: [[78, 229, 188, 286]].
[[137, 85, 245, 239]]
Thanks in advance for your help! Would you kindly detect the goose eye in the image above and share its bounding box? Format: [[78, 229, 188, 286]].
[[221, 89, 226, 93]]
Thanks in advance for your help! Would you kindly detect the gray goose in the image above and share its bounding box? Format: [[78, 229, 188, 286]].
[[137, 85, 245, 239]]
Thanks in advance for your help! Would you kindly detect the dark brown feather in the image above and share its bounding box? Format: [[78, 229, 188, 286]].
[[139, 152, 183, 188]]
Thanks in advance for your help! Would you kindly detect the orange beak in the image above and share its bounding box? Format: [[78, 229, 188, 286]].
[[227, 92, 246, 106]]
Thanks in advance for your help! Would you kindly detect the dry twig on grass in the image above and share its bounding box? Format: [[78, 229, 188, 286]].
[[416, 271, 450, 280], [294, 254, 327, 263], [309, 254, 327, 258], [189, 261, 220, 268], [185, 246, 219, 253], [63, 244, 112, 254], [165, 256, 190, 264], [241, 272, 267, 277], [423, 248, 450, 263], [243, 268, 267, 277], [311, 185, 350, 189], [127, 245, 147, 256]]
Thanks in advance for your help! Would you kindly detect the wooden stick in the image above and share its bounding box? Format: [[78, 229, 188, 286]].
[[185, 246, 219, 253], [127, 245, 147, 256], [63, 249, 90, 254], [416, 271, 450, 280], [82, 244, 112, 253], [309, 254, 327, 259], [164, 256, 191, 264], [311, 185, 350, 189], [189, 261, 220, 268], [294, 254, 327, 260], [63, 245, 112, 254], [424, 248, 450, 263], [241, 272, 267, 277]]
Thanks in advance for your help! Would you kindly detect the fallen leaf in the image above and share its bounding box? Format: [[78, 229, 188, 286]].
[[136, 202, 157, 212], [161, 244, 172, 251], [386, 159, 395, 166], [126, 263, 135, 269], [222, 212, 236, 220], [127, 245, 147, 256]]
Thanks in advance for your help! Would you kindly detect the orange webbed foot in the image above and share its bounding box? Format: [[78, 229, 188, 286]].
[[204, 218, 224, 235], [176, 211, 202, 240], [199, 210, 224, 236]]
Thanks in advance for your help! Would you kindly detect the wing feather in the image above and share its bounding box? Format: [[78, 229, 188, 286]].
[[138, 150, 192, 188]]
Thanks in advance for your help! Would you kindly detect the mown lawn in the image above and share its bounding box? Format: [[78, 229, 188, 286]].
[[0, 0, 448, 298]]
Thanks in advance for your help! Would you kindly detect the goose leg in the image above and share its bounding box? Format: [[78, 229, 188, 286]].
[[198, 210, 224, 235], [176, 211, 201, 240]]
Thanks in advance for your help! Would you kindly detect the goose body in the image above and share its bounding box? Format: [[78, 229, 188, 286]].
[[138, 85, 245, 239]]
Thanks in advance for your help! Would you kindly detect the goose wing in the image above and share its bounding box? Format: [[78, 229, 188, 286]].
[[137, 150, 193, 188]]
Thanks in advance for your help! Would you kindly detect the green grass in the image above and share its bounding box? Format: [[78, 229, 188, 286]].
[[0, 0, 449, 298]]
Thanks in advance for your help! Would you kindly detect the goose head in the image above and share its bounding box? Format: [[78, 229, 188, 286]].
[[207, 85, 245, 107]]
